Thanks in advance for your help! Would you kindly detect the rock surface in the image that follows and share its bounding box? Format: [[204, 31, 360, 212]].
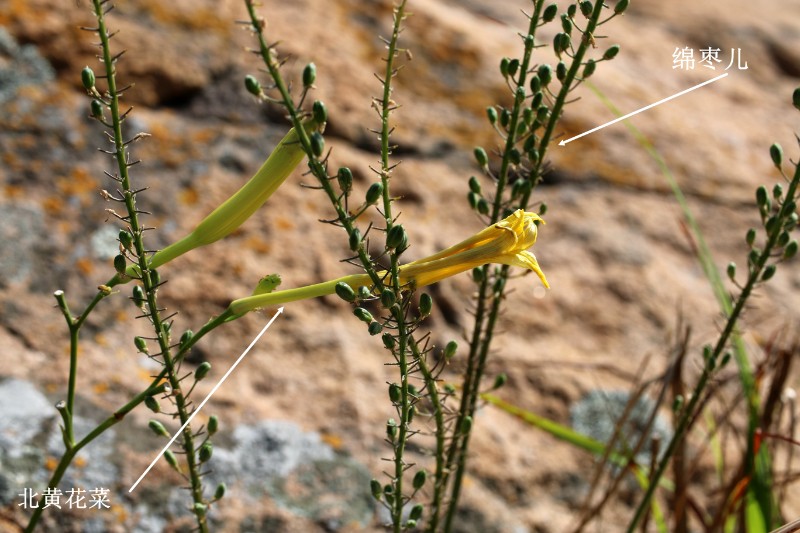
[[1, 0, 799, 531]]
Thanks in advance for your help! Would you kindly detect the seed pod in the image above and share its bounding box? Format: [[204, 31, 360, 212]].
[[536, 106, 549, 122], [553, 33, 566, 55], [366, 182, 383, 204], [773, 184, 783, 200], [509, 148, 521, 165], [368, 321, 383, 336], [389, 383, 401, 403], [302, 62, 317, 87], [507, 59, 520, 77], [583, 59, 596, 78], [762, 264, 777, 281], [405, 520, 417, 529], [471, 267, 484, 283], [486, 106, 498, 125], [770, 143, 783, 168], [603, 45, 621, 60], [208, 415, 219, 436], [244, 74, 261, 96], [349, 228, 362, 252], [467, 191, 480, 210], [580, 0, 593, 17], [515, 86, 526, 103], [91, 99, 104, 120], [386, 224, 408, 250], [354, 307, 373, 324], [113, 254, 126, 274], [81, 66, 95, 90], [756, 185, 770, 209], [382, 332, 396, 350], [310, 132, 325, 157], [149, 269, 160, 287], [499, 57, 510, 77], [784, 240, 798, 260], [726, 262, 736, 280], [561, 15, 572, 34], [193, 503, 206, 517], [460, 415, 473, 434], [164, 450, 180, 471], [134, 336, 148, 354], [198, 441, 213, 462], [132, 285, 145, 308], [358, 286, 372, 299], [386, 418, 398, 441], [539, 202, 548, 215], [493, 373, 508, 389], [538, 64, 553, 85], [149, 420, 170, 438], [419, 293, 433, 317], [556, 61, 567, 81], [474, 146, 489, 167], [337, 167, 353, 194], [529, 75, 541, 93], [778, 231, 790, 247], [410, 503, 424, 521], [370, 479, 382, 500], [413, 470, 427, 490], [542, 4, 558, 23], [118, 229, 133, 250], [195, 362, 212, 381], [614, 0, 630, 14], [746, 228, 756, 246], [477, 198, 490, 215], [566, 3, 577, 17], [214, 483, 226, 500], [500, 108, 510, 128], [380, 288, 396, 308], [794, 87, 800, 111], [335, 281, 356, 302], [444, 340, 458, 359], [312, 100, 328, 124], [144, 395, 160, 413]]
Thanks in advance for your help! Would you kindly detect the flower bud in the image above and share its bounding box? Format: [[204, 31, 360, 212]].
[[515, 86, 526, 103], [302, 62, 317, 87], [413, 470, 427, 490], [149, 269, 160, 287], [529, 75, 541, 93], [368, 321, 383, 336], [113, 254, 127, 274], [195, 362, 212, 381], [382, 332, 396, 350], [444, 340, 458, 359], [335, 281, 356, 302], [358, 286, 372, 299], [118, 229, 133, 250], [149, 420, 170, 438], [556, 61, 567, 81], [337, 167, 353, 194], [386, 418, 398, 441], [198, 441, 213, 462], [214, 482, 226, 500], [507, 59, 520, 77], [542, 4, 558, 23], [405, 520, 417, 529], [538, 64, 552, 85], [770, 143, 783, 168], [486, 106, 498, 125], [794, 87, 800, 111], [132, 285, 145, 308], [409, 503, 424, 521], [371, 479, 383, 500], [726, 261, 736, 280], [756, 185, 769, 209], [193, 503, 206, 517], [460, 415, 473, 433], [389, 383, 401, 403], [614, 0, 629, 14], [567, 3, 577, 17], [81, 66, 95, 91], [134, 336, 148, 354], [468, 176, 481, 194], [784, 240, 798, 260], [349, 228, 362, 252], [583, 59, 596, 78], [539, 202, 548, 215], [91, 99, 104, 120], [208, 415, 219, 435], [471, 267, 484, 283], [492, 373, 508, 389], [762, 264, 777, 281], [746, 228, 756, 247], [312, 100, 327, 124], [380, 288, 396, 308], [244, 74, 262, 96], [366, 182, 383, 204], [499, 57, 510, 77], [467, 191, 479, 209], [310, 132, 325, 157], [773, 184, 783, 200], [477, 198, 490, 215], [386, 224, 408, 250], [580, 0, 593, 17], [354, 307, 373, 324], [144, 395, 160, 413], [603, 45, 621, 60], [164, 450, 180, 471], [474, 146, 489, 167]]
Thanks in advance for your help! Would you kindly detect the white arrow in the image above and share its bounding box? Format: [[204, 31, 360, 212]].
[[559, 72, 728, 146], [129, 307, 284, 493]]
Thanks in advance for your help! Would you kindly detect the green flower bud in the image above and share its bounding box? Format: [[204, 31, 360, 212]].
[[389, 383, 401, 403], [413, 470, 427, 490], [337, 167, 353, 194], [358, 286, 372, 299], [515, 86, 526, 103], [720, 352, 731, 367], [354, 307, 373, 324], [538, 64, 553, 85], [312, 100, 327, 124], [214, 482, 226, 500], [726, 261, 736, 280], [784, 240, 798, 260], [556, 61, 567, 81], [144, 395, 160, 413], [349, 228, 362, 252], [536, 106, 549, 122], [113, 254, 127, 274], [542, 4, 558, 23], [777, 231, 790, 247], [81, 66, 95, 90], [149, 269, 160, 287], [467, 191, 480, 209], [198, 441, 213, 462], [386, 418, 398, 441], [756, 185, 770, 209], [366, 182, 383, 204], [193, 503, 206, 517], [793, 87, 800, 111], [335, 281, 356, 302], [748, 249, 760, 268], [368, 321, 383, 336], [132, 285, 145, 308], [553, 33, 566, 55], [370, 478, 383, 500], [499, 57, 510, 77], [493, 373, 508, 389], [474, 146, 489, 167], [444, 340, 458, 359], [134, 336, 148, 354], [90, 99, 104, 120], [244, 74, 262, 96], [302, 62, 317, 87], [486, 106, 498, 125], [561, 15, 572, 34], [382, 332, 396, 350], [539, 202, 548, 215], [500, 108, 510, 128], [468, 176, 482, 194], [195, 362, 212, 381], [310, 131, 325, 157], [207, 415, 219, 436], [566, 3, 577, 17], [149, 419, 170, 438], [410, 503, 424, 521], [460, 415, 473, 434], [164, 450, 180, 472], [583, 59, 596, 78], [773, 183, 783, 200], [471, 267, 484, 283], [770, 143, 783, 168], [614, 0, 630, 14], [509, 147, 521, 165], [118, 229, 133, 250], [386, 224, 408, 250], [672, 395, 684, 413], [762, 264, 777, 281], [603, 45, 621, 60], [529, 76, 542, 94], [477, 198, 490, 215], [746, 228, 756, 247], [580, 1, 593, 17], [507, 59, 520, 77], [380, 288, 396, 308], [405, 520, 417, 529]]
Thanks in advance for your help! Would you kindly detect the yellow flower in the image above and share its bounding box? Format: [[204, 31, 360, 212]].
[[228, 209, 548, 315]]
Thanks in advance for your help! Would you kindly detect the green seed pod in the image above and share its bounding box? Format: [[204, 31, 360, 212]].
[[389, 383, 401, 403], [511, 179, 525, 199], [507, 59, 520, 77], [386, 224, 408, 250], [784, 240, 798, 260], [474, 146, 489, 167], [536, 106, 549, 122], [493, 373, 508, 389], [777, 231, 790, 247], [410, 503, 424, 521], [614, 0, 630, 14], [337, 167, 353, 194], [349, 228, 362, 252], [134, 336, 148, 354], [310, 132, 325, 157], [515, 86, 526, 103], [793, 87, 800, 111], [523, 106, 535, 126], [244, 74, 261, 96], [499, 57, 510, 77], [312, 100, 328, 124], [471, 267, 484, 283], [493, 276, 506, 294], [748, 249, 760, 268], [382, 332, 396, 350], [542, 3, 558, 23], [368, 321, 382, 336], [444, 340, 458, 359], [566, 3, 577, 17], [419, 293, 433, 317], [118, 229, 133, 250], [762, 264, 777, 281], [529, 75, 541, 93], [553, 33, 566, 55], [358, 286, 372, 299], [407, 404, 416, 424], [486, 106, 498, 125], [477, 198, 490, 215], [770, 143, 783, 168], [132, 285, 145, 308], [603, 45, 621, 60], [561, 15, 572, 34], [353, 307, 373, 324], [91, 99, 104, 120], [302, 62, 317, 87], [785, 200, 797, 216], [144, 395, 160, 413], [164, 450, 180, 471], [773, 184, 783, 200], [580, 0, 593, 17], [756, 185, 769, 209], [468, 176, 482, 194], [413, 470, 427, 490], [746, 228, 756, 247], [672, 394, 684, 413], [113, 254, 127, 274], [214, 482, 226, 500], [366, 182, 383, 204], [198, 441, 213, 463], [509, 147, 521, 165], [386, 418, 398, 441], [370, 479, 382, 500], [583, 59, 596, 79], [556, 61, 567, 81], [193, 503, 206, 517], [149, 269, 160, 287], [444, 383, 456, 394], [538, 64, 553, 85], [702, 344, 713, 362], [195, 362, 212, 381], [405, 520, 417, 529], [335, 281, 356, 302], [380, 288, 396, 308], [81, 66, 95, 90], [208, 415, 219, 436], [460, 415, 473, 434], [726, 261, 736, 280], [467, 191, 480, 210], [500, 108, 510, 128], [149, 420, 170, 438], [539, 202, 548, 215], [720, 352, 732, 368]]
